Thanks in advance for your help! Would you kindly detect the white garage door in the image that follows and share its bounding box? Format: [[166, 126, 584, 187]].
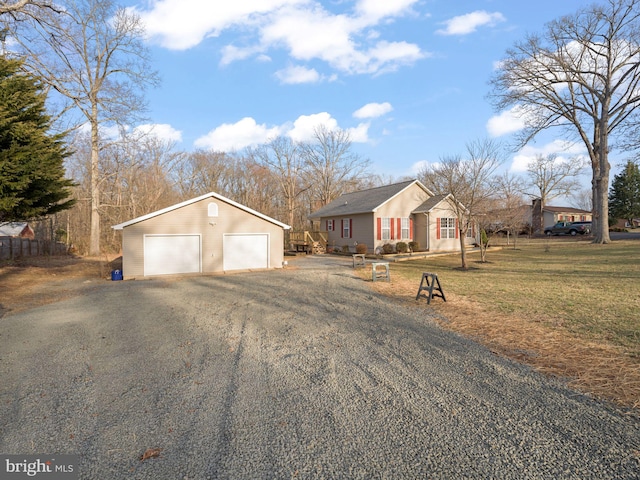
[[223, 234, 269, 271], [144, 235, 201, 276]]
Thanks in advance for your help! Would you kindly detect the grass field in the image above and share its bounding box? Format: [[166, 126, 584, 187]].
[[364, 237, 640, 409]]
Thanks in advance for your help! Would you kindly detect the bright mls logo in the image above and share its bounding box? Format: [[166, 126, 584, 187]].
[[1, 455, 78, 479]]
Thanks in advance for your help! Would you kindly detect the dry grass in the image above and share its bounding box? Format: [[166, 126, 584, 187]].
[[358, 238, 640, 411]]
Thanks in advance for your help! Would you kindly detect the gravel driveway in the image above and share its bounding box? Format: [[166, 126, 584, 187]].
[[1, 256, 638, 479]]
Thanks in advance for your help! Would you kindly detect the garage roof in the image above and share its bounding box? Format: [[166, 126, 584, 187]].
[[112, 192, 291, 230]]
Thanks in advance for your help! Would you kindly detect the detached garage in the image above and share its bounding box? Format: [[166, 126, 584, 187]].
[[112, 192, 290, 280]]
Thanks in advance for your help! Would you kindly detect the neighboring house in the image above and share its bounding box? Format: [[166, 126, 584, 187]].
[[0, 222, 35, 239], [308, 179, 476, 254], [531, 199, 592, 234], [613, 218, 640, 229], [112, 192, 290, 279]]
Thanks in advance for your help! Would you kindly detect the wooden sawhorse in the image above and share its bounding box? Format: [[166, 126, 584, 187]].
[[352, 254, 366, 268], [415, 272, 446, 304], [371, 262, 390, 282]]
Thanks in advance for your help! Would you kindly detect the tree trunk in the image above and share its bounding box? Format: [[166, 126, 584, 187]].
[[458, 230, 467, 269], [89, 114, 101, 256], [593, 117, 611, 244]]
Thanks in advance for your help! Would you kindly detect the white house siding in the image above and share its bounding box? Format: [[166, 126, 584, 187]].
[[120, 197, 284, 279]]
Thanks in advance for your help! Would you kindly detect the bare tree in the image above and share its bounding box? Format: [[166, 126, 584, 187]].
[[491, 172, 529, 247], [523, 154, 586, 232], [489, 0, 640, 244], [301, 125, 371, 208], [572, 187, 594, 212], [0, 0, 56, 16], [253, 136, 309, 229], [5, 0, 159, 255], [419, 139, 504, 269]]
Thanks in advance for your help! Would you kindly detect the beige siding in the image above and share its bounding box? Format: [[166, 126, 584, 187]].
[[373, 183, 430, 251], [121, 197, 284, 279], [323, 214, 372, 253], [427, 202, 476, 252]]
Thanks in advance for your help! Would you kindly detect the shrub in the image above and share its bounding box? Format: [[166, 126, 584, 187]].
[[396, 241, 408, 253], [342, 244, 351, 253], [382, 243, 394, 254], [408, 241, 419, 252], [355, 243, 367, 254]]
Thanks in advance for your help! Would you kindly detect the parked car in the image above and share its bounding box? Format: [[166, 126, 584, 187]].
[[544, 221, 592, 236]]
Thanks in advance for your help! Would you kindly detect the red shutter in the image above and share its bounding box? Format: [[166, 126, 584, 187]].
[[436, 218, 441, 240], [326, 220, 329, 231], [455, 219, 459, 239], [397, 218, 402, 239], [349, 219, 353, 238], [377, 217, 382, 240], [390, 219, 395, 240], [410, 218, 413, 239]]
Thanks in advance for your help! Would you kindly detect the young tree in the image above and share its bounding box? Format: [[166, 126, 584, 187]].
[[609, 160, 640, 226], [0, 56, 74, 221], [489, 0, 640, 244], [419, 139, 504, 269], [5, 0, 159, 255], [523, 154, 586, 233]]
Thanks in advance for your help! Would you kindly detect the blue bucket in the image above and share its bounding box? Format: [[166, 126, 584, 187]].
[[111, 269, 123, 281]]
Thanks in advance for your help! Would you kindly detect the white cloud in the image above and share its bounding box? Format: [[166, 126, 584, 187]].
[[287, 112, 339, 142], [134, 123, 183, 143], [275, 65, 321, 84], [436, 10, 506, 36], [194, 117, 282, 151], [194, 112, 372, 151], [353, 102, 393, 119], [510, 141, 587, 172], [347, 122, 370, 143], [134, 0, 305, 51], [136, 0, 427, 76], [355, 0, 419, 22], [486, 106, 527, 137]]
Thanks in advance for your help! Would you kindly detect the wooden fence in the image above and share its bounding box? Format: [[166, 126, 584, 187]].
[[0, 237, 68, 260]]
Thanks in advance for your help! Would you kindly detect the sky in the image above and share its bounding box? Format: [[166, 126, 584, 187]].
[[119, 0, 621, 203]]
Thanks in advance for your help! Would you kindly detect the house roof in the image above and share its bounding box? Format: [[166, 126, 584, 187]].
[[412, 194, 451, 214], [0, 222, 30, 237], [112, 192, 291, 230], [309, 180, 433, 219], [543, 205, 592, 215]]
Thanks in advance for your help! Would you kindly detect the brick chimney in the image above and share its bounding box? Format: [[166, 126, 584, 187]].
[[532, 198, 543, 234]]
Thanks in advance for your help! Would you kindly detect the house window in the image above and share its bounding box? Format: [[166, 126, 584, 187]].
[[401, 218, 410, 239], [381, 217, 391, 240], [342, 219, 352, 238], [440, 217, 456, 239], [326, 219, 334, 231]]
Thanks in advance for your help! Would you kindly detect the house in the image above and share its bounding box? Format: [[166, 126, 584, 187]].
[[112, 192, 290, 279], [0, 222, 35, 239], [531, 199, 592, 234], [308, 179, 476, 254]]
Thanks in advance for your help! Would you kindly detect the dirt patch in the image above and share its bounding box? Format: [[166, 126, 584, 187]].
[[0, 255, 122, 316], [359, 267, 640, 411]]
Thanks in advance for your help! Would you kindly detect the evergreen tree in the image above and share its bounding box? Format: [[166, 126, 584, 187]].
[[0, 56, 75, 222], [609, 160, 640, 226]]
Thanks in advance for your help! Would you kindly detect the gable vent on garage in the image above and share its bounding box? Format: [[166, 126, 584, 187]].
[[208, 202, 218, 217]]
